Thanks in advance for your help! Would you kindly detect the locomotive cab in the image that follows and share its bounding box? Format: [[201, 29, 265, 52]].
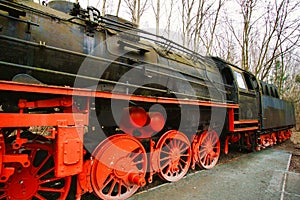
[[230, 66, 260, 121], [210, 57, 260, 121]]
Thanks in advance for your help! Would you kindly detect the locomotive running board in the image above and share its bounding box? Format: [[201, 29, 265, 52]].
[[0, 80, 239, 108]]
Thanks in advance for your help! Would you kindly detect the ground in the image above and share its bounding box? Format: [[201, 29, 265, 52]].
[[274, 130, 300, 173], [130, 137, 299, 200]]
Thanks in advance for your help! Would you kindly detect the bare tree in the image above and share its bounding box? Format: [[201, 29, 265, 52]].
[[192, 0, 206, 52], [150, 0, 160, 36], [226, 0, 258, 71], [194, 0, 224, 55], [257, 0, 300, 81], [179, 0, 224, 54], [124, 0, 137, 23], [164, 0, 175, 39], [206, 0, 225, 55], [180, 0, 196, 47], [277, 51, 300, 130], [240, 0, 257, 71], [116, 0, 122, 16], [102, 0, 107, 16], [124, 0, 149, 26], [214, 24, 237, 63], [95, 0, 109, 16], [225, 0, 300, 80]]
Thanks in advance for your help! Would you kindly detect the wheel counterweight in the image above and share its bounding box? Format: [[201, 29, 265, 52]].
[[90, 134, 147, 200]]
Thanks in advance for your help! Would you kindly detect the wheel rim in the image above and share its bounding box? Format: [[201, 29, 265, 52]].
[[91, 134, 147, 200], [197, 130, 220, 169], [0, 142, 71, 200], [156, 130, 191, 182]]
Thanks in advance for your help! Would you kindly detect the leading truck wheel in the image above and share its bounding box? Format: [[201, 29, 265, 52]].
[[90, 134, 147, 200], [156, 130, 191, 182], [197, 130, 220, 169], [0, 142, 71, 200]]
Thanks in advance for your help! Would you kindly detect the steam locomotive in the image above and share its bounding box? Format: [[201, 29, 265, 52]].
[[0, 0, 296, 199]]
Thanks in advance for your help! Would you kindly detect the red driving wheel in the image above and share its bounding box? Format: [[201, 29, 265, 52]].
[[197, 130, 220, 169], [90, 134, 147, 200], [156, 130, 191, 182], [0, 142, 71, 200]]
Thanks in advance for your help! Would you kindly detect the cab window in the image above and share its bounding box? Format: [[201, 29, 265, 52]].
[[244, 73, 255, 90], [265, 85, 269, 95], [274, 88, 279, 98], [234, 71, 247, 90], [270, 87, 275, 97]]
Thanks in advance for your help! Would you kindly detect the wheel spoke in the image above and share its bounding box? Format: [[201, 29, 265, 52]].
[[204, 155, 209, 166], [179, 158, 188, 165], [164, 165, 171, 174], [132, 159, 146, 166], [159, 156, 171, 162], [212, 136, 218, 145], [178, 162, 184, 171], [172, 139, 178, 148], [32, 153, 51, 176], [130, 149, 142, 160], [179, 153, 190, 157], [199, 148, 207, 157], [161, 149, 172, 155], [164, 143, 172, 151], [38, 186, 64, 193], [29, 148, 38, 163], [33, 193, 47, 200], [107, 179, 117, 196], [160, 159, 172, 170], [36, 166, 54, 179], [121, 179, 131, 192], [178, 141, 184, 151], [208, 133, 213, 142], [199, 147, 207, 154], [39, 177, 63, 185], [169, 140, 175, 149], [0, 193, 8, 199], [210, 155, 215, 164], [203, 153, 209, 163], [102, 174, 114, 189], [179, 145, 189, 153]]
